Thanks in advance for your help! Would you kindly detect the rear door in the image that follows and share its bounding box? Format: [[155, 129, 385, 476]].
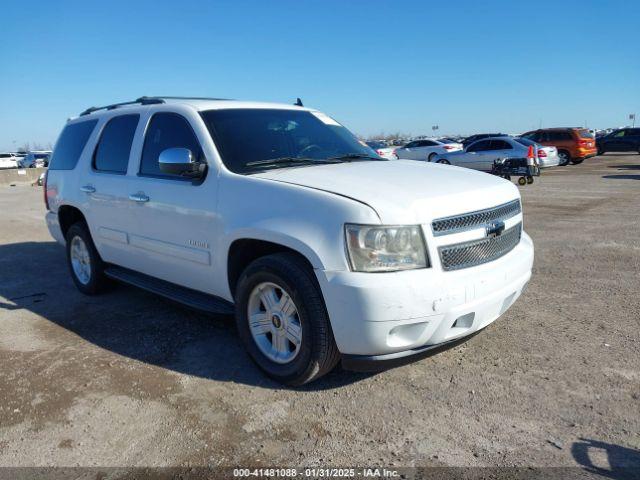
[[398, 140, 426, 160], [486, 139, 516, 168], [124, 110, 218, 293], [454, 139, 493, 170], [82, 114, 143, 268]]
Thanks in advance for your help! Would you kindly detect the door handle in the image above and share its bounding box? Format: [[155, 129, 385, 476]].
[[129, 193, 149, 203], [80, 185, 96, 193]]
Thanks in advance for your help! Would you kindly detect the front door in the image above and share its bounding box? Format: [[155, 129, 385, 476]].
[[124, 111, 218, 294]]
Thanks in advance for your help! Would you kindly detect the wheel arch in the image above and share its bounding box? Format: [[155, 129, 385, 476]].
[[58, 204, 88, 239], [227, 236, 321, 299]]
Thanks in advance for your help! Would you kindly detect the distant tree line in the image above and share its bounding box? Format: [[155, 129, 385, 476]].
[[14, 142, 53, 153]]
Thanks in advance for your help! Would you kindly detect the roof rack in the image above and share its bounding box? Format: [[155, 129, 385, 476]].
[[79, 96, 165, 116], [79, 96, 231, 116]]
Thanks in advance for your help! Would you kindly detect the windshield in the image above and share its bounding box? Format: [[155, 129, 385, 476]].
[[200, 108, 383, 173]]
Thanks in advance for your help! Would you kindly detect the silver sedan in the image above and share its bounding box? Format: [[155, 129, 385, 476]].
[[436, 136, 560, 171]]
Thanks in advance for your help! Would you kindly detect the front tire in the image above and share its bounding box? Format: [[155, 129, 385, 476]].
[[66, 222, 107, 295], [428, 152, 437, 162], [234, 253, 340, 386]]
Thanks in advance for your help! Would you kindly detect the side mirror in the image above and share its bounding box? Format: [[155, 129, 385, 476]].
[[158, 148, 204, 177]]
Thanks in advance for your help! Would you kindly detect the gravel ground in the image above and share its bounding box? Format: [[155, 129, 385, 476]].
[[0, 154, 638, 472]]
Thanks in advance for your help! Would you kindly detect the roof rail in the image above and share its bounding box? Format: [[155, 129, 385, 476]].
[[79, 96, 165, 116], [146, 96, 231, 101]]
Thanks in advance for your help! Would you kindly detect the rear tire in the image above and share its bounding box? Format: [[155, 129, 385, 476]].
[[437, 159, 450, 165], [234, 252, 340, 386], [558, 150, 571, 166], [65, 222, 107, 295]]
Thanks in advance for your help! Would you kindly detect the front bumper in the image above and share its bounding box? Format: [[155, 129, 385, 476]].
[[316, 232, 533, 361]]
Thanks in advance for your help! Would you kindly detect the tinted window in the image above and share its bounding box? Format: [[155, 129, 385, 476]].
[[613, 130, 626, 137], [94, 115, 139, 173], [200, 109, 380, 174], [467, 140, 491, 152], [628, 129, 640, 136], [49, 120, 98, 170], [489, 140, 513, 150], [545, 131, 570, 141], [404, 141, 419, 148], [140, 113, 203, 178]]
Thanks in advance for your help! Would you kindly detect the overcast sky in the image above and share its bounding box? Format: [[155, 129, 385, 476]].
[[1, 0, 639, 150]]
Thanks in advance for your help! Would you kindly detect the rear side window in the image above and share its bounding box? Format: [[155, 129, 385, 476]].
[[489, 140, 512, 150], [140, 113, 203, 178], [93, 115, 139, 174], [49, 120, 98, 170], [467, 140, 491, 152]]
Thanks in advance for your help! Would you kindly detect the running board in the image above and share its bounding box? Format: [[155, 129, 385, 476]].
[[104, 266, 235, 315]]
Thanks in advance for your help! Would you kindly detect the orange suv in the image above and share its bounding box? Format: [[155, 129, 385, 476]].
[[520, 128, 597, 165]]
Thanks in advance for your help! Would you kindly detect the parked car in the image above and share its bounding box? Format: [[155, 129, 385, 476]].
[[520, 128, 596, 165], [44, 96, 533, 385], [0, 153, 19, 169], [437, 137, 464, 146], [394, 138, 462, 161], [18, 151, 52, 168], [437, 136, 559, 171], [462, 133, 507, 148], [365, 140, 397, 160], [596, 128, 640, 155]]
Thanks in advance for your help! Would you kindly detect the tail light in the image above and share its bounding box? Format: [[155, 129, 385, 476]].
[[578, 139, 589, 147], [537, 149, 547, 158], [443, 145, 456, 151], [43, 170, 50, 211], [376, 149, 384, 156]]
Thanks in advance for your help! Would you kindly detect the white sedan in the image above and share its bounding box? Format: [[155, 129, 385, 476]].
[[394, 139, 462, 162], [436, 136, 560, 171], [0, 153, 19, 169], [365, 141, 399, 160]]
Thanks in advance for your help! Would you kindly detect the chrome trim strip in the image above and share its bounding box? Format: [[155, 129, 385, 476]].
[[431, 199, 521, 237], [438, 222, 522, 271]]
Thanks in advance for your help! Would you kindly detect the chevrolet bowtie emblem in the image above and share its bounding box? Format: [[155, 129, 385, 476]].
[[486, 220, 505, 238]]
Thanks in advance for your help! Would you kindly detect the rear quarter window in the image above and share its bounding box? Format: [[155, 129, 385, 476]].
[[49, 120, 98, 170]]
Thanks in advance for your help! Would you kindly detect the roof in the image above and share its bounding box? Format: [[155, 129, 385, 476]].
[[75, 96, 311, 119]]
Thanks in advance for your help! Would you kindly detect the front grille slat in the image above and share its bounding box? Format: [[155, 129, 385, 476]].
[[432, 199, 521, 236], [438, 223, 522, 271]]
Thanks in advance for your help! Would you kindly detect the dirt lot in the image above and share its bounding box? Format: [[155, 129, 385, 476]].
[[0, 154, 638, 472]]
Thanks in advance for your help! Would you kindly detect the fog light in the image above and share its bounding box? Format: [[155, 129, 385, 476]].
[[452, 312, 474, 329]]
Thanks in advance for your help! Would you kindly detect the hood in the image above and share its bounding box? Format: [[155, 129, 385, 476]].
[[254, 160, 520, 224]]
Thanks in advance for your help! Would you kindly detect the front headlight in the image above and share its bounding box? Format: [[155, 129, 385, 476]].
[[345, 224, 428, 272]]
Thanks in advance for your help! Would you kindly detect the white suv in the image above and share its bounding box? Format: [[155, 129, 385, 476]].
[[44, 96, 534, 385]]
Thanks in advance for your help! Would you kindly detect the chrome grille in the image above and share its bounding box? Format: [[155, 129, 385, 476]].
[[432, 199, 521, 236], [439, 223, 522, 271]]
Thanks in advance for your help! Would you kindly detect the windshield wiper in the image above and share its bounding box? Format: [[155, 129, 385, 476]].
[[327, 153, 385, 162], [246, 157, 340, 168]]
